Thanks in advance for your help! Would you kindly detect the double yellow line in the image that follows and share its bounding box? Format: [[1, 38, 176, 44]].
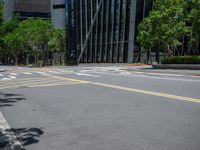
[[49, 75, 200, 104]]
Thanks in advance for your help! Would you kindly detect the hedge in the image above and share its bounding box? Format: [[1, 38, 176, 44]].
[[161, 56, 200, 64]]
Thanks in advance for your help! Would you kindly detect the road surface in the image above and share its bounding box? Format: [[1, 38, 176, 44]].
[[0, 65, 200, 150]]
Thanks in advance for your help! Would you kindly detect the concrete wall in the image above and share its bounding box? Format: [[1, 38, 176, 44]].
[[3, 0, 51, 20], [15, 0, 50, 13], [3, 0, 14, 20], [51, 0, 65, 29]]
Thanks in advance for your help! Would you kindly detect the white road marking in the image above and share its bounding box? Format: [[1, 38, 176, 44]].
[[1, 76, 16, 81], [75, 73, 100, 77], [147, 73, 184, 77], [132, 72, 145, 74], [36, 71, 48, 75], [0, 111, 23, 149], [10, 73, 18, 76], [49, 71, 60, 74], [120, 71, 131, 75], [131, 74, 200, 83], [23, 72, 32, 75], [0, 74, 3, 76], [90, 70, 200, 83], [61, 70, 74, 73]]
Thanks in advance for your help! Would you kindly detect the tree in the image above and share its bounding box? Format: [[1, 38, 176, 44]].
[[4, 28, 23, 65], [0, 3, 3, 26], [0, 16, 66, 66], [184, 0, 200, 53], [0, 19, 20, 64], [48, 29, 66, 65], [137, 0, 190, 56], [17, 19, 54, 65]]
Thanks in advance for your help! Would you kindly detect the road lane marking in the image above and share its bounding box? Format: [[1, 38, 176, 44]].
[[91, 71, 200, 83], [49, 75, 200, 104], [0, 111, 24, 149], [23, 72, 32, 75], [26, 82, 83, 88], [10, 73, 18, 76], [132, 75, 200, 83], [75, 73, 100, 77], [0, 76, 86, 89], [120, 71, 131, 75], [48, 75, 90, 84], [1, 76, 16, 81], [49, 71, 60, 74], [0, 74, 3, 76], [147, 73, 184, 77], [0, 81, 82, 90], [36, 71, 48, 75], [92, 82, 200, 103], [0, 78, 73, 87]]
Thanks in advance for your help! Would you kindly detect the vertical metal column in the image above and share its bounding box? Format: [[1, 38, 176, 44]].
[[90, 0, 93, 62], [85, 0, 88, 62], [116, 0, 122, 62], [122, 0, 127, 63], [77, 0, 103, 63], [128, 0, 137, 63], [80, 0, 83, 62], [105, 0, 110, 62], [110, 0, 115, 63], [99, 0, 104, 62], [95, 1, 99, 62]]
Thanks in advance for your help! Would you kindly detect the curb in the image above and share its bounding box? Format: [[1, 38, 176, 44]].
[[153, 64, 200, 70], [128, 64, 151, 66], [0, 69, 6, 72]]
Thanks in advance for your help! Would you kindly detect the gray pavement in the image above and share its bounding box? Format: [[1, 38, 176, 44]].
[[0, 65, 200, 150]]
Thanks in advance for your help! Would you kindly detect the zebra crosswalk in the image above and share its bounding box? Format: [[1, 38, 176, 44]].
[[0, 69, 75, 81], [0, 76, 85, 90]]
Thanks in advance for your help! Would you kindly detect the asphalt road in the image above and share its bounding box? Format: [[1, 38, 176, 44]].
[[0, 65, 200, 150]]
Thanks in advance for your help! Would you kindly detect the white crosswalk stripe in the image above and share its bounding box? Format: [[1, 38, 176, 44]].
[[0, 76, 85, 90], [36, 71, 48, 75], [49, 71, 60, 74], [10, 73, 18, 76], [0, 74, 3, 77], [23, 72, 32, 75]]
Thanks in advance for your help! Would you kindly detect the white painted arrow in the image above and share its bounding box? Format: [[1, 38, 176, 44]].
[[1, 75, 16, 80]]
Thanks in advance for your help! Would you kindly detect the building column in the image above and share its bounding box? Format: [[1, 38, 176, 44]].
[[127, 0, 137, 63]]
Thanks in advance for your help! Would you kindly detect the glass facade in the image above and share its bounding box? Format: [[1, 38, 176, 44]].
[[66, 0, 153, 64]]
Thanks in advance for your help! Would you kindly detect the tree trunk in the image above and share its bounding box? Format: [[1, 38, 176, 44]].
[[15, 55, 18, 66]]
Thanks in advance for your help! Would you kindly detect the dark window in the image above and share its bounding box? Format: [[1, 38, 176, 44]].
[[53, 4, 65, 9]]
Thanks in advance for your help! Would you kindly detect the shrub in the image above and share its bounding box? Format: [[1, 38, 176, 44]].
[[161, 56, 200, 64]]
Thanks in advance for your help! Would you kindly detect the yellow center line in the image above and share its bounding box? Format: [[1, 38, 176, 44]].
[[49, 75, 200, 104]]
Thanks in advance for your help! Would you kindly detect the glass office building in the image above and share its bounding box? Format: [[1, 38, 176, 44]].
[[66, 0, 153, 64], [4, 0, 51, 21]]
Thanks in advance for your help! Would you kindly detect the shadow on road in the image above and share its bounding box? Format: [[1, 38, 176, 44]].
[[0, 92, 26, 108], [0, 128, 44, 150]]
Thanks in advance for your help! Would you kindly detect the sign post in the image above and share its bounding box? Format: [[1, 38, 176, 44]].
[[66, 0, 78, 65]]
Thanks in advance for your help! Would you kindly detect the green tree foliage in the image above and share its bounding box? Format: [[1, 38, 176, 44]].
[[0, 3, 4, 43], [17, 19, 54, 65], [137, 0, 199, 56], [0, 3, 3, 26], [0, 18, 66, 66], [48, 29, 66, 53], [184, 0, 200, 52], [0, 19, 20, 64]]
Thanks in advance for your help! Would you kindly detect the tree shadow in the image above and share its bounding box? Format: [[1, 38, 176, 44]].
[[0, 92, 26, 108], [0, 127, 44, 150]]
